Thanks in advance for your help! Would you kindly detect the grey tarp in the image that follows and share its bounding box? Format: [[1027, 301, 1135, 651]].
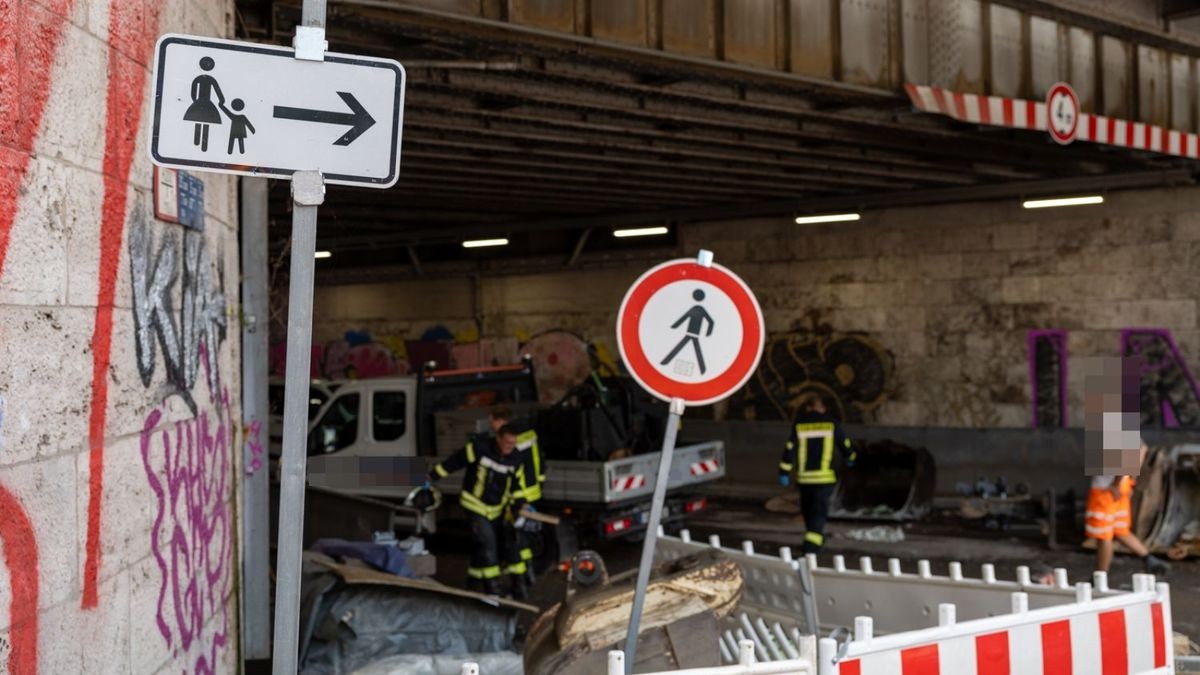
[[299, 557, 518, 674], [347, 652, 523, 675]]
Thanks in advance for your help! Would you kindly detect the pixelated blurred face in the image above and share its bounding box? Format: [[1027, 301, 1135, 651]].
[[1081, 356, 1143, 476], [497, 432, 517, 456], [489, 413, 509, 432]]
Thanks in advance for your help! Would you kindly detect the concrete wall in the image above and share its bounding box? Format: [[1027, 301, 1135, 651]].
[[313, 185, 1200, 431], [0, 1, 240, 673]]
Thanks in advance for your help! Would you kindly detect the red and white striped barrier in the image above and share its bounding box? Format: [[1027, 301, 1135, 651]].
[[825, 574, 1173, 675], [904, 81, 1200, 159], [611, 473, 647, 492], [690, 458, 721, 476]]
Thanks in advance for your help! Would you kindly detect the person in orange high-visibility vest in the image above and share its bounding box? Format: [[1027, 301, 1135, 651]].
[[1086, 443, 1169, 576]]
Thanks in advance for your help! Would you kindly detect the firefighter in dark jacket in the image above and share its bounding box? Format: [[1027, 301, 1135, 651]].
[[477, 405, 545, 598], [778, 395, 856, 553], [427, 424, 525, 595], [504, 426, 544, 598]]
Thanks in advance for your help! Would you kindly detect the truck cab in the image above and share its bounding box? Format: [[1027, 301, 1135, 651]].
[[303, 376, 421, 498]]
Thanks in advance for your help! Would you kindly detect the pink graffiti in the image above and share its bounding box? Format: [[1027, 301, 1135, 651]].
[[140, 392, 233, 674], [245, 418, 264, 475], [320, 341, 404, 379]]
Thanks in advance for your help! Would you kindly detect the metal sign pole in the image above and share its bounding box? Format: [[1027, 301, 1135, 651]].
[[271, 0, 327, 668], [270, 171, 324, 672], [623, 396, 686, 672]]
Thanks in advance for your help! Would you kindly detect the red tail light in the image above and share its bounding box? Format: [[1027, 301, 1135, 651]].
[[604, 518, 632, 534], [685, 497, 707, 513]]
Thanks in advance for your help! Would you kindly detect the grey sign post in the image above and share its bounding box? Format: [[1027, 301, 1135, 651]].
[[271, 3, 327, 673], [147, 1, 404, 670], [622, 395, 685, 667], [614, 249, 765, 672]]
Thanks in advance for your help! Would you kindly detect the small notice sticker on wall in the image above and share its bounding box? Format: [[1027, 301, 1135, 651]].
[[178, 171, 205, 232], [154, 165, 179, 222]]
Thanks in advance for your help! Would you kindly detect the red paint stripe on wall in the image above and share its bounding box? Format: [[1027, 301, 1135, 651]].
[[1152, 602, 1166, 667], [1002, 98, 1014, 126], [978, 97, 991, 124], [1108, 117, 1117, 144], [840, 659, 862, 675], [1098, 609, 1128, 675], [901, 644, 939, 675], [975, 632, 1010, 675], [1041, 620, 1073, 675], [1025, 100, 1037, 129], [83, 0, 165, 609], [1088, 114, 1098, 141], [0, 0, 74, 281], [0, 485, 40, 675]]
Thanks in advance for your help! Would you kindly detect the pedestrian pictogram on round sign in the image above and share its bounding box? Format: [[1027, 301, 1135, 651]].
[[1046, 82, 1079, 145], [616, 253, 765, 406]]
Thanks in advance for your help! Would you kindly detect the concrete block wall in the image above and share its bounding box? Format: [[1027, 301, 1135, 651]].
[[313, 185, 1200, 431], [0, 1, 240, 673]]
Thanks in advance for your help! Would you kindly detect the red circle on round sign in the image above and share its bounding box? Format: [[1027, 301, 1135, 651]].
[[1046, 82, 1079, 145], [616, 258, 764, 406]]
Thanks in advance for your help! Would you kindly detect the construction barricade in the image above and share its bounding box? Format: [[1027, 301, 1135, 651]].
[[822, 573, 1172, 674]]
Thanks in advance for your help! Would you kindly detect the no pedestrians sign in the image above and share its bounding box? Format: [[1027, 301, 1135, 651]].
[[616, 253, 765, 406], [149, 34, 405, 188]]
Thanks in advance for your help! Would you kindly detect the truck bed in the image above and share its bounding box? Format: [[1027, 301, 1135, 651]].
[[430, 441, 725, 506], [540, 441, 725, 505]]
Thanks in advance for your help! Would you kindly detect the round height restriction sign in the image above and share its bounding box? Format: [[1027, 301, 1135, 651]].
[[617, 255, 764, 406], [1046, 82, 1079, 145]]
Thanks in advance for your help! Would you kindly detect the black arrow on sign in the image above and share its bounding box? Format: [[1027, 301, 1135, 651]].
[[272, 91, 376, 146]]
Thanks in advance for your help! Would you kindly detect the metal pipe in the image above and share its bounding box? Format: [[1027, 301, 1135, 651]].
[[239, 176, 272, 660]]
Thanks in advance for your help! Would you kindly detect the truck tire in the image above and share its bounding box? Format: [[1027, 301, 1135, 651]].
[[532, 519, 579, 574]]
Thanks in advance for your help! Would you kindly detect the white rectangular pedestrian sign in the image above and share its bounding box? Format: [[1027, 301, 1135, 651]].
[[150, 34, 405, 188]]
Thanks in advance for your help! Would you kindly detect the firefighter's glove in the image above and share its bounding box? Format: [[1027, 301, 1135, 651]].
[[514, 516, 527, 529], [778, 473, 790, 488]]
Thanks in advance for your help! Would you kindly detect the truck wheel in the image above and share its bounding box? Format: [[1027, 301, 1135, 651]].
[[532, 520, 579, 575]]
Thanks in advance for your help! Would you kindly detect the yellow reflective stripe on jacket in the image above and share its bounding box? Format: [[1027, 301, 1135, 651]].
[[460, 491, 505, 519], [434, 464, 449, 478], [465, 442, 476, 463], [794, 422, 836, 484]]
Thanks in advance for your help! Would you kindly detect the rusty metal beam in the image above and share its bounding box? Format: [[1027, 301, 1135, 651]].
[[402, 101, 990, 184], [399, 157, 803, 195], [402, 147, 852, 194], [403, 116, 917, 190], [326, 0, 900, 101], [410, 73, 1137, 173]]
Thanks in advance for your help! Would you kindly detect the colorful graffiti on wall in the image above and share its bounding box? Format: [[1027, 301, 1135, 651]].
[[129, 209, 228, 413], [140, 391, 234, 674], [1028, 328, 1200, 429], [723, 330, 895, 423], [1121, 329, 1200, 428], [1029, 330, 1068, 428], [270, 329, 609, 406]]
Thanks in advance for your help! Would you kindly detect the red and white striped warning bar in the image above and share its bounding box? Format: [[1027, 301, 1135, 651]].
[[905, 81, 1200, 159], [689, 459, 721, 476], [837, 577, 1171, 675], [611, 474, 647, 492]]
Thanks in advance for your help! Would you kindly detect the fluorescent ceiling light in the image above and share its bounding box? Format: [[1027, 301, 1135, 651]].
[[614, 226, 669, 238], [314, 250, 332, 259], [462, 238, 509, 248], [794, 213, 860, 225], [1022, 195, 1104, 209]]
